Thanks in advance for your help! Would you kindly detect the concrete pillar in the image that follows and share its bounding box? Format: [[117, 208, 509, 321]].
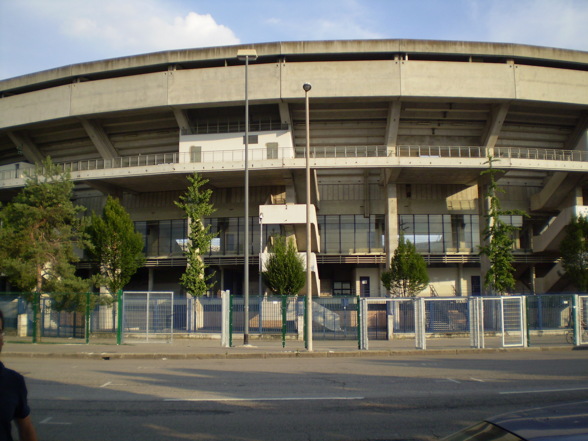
[[385, 183, 399, 269]]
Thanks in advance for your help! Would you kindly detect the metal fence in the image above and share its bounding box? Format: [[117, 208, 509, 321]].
[[1, 292, 587, 350]]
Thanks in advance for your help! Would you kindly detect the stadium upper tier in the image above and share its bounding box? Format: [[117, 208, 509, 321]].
[[0, 39, 587, 195]]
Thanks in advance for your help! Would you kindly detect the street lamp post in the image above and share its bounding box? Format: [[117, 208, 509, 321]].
[[303, 82, 313, 352], [237, 49, 257, 346]]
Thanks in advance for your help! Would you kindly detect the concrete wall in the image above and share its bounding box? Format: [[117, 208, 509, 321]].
[[3, 56, 588, 129]]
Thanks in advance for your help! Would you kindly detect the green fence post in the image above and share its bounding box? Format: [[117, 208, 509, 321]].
[[304, 295, 308, 349], [85, 292, 91, 344], [281, 295, 287, 348], [32, 292, 39, 344], [116, 290, 123, 345]]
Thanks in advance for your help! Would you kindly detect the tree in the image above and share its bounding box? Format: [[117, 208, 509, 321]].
[[86, 196, 145, 299], [479, 156, 525, 295], [559, 215, 588, 292], [262, 235, 306, 296], [175, 173, 216, 296], [0, 158, 89, 337], [381, 234, 429, 297]]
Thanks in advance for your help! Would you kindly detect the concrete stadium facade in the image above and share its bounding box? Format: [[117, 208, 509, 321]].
[[1, 39, 588, 298]]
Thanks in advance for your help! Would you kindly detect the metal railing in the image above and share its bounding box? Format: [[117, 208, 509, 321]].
[[2, 145, 588, 184]]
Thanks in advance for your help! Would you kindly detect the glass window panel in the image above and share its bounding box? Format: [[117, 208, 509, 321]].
[[472, 215, 480, 250], [414, 215, 429, 252], [355, 215, 370, 253], [399, 215, 414, 243], [370, 215, 385, 252], [171, 219, 186, 256], [325, 215, 340, 253], [135, 221, 147, 254], [159, 220, 172, 255], [429, 215, 444, 253], [443, 215, 455, 252], [146, 221, 160, 256], [340, 215, 355, 253]]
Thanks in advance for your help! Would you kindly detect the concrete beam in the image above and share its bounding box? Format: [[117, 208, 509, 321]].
[[172, 108, 192, 135], [7, 131, 44, 163], [80, 119, 118, 160], [481, 103, 509, 149], [385, 101, 401, 148], [530, 172, 583, 212], [564, 113, 588, 150]]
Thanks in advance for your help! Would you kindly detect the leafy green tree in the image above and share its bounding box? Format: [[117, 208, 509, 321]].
[[0, 158, 89, 337], [175, 173, 216, 296], [479, 156, 525, 295], [559, 215, 588, 292], [86, 196, 145, 300], [381, 234, 429, 297], [262, 235, 306, 296]]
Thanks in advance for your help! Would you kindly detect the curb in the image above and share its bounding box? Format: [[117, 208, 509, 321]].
[[3, 345, 575, 360]]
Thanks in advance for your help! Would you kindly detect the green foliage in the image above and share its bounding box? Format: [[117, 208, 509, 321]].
[[559, 215, 588, 292], [0, 158, 89, 298], [262, 235, 306, 296], [381, 234, 429, 297], [479, 156, 525, 295], [86, 196, 145, 298], [175, 173, 216, 296]]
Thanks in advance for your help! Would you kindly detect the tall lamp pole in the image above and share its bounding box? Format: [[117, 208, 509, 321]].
[[303, 82, 313, 352], [237, 49, 257, 346]]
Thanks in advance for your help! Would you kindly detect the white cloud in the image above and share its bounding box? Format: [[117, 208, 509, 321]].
[[57, 1, 240, 53], [12, 0, 240, 58]]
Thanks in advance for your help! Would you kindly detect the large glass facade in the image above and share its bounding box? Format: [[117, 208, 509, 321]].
[[136, 213, 522, 258], [135, 219, 187, 257], [318, 215, 385, 254]]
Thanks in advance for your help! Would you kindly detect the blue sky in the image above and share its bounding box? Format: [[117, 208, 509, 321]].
[[1, 0, 587, 80]]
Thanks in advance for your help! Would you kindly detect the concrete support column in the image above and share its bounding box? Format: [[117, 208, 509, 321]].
[[385, 183, 399, 268], [456, 264, 463, 296]]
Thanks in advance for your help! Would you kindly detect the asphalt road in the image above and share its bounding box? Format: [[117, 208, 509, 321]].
[[5, 349, 588, 441]]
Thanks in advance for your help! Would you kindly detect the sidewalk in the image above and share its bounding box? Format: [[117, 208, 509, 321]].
[[2, 335, 574, 360]]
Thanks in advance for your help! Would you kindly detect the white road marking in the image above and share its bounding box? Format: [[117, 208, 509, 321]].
[[100, 381, 112, 388], [446, 378, 461, 384], [40, 417, 72, 425], [500, 386, 588, 395], [470, 377, 485, 382], [164, 396, 364, 402]]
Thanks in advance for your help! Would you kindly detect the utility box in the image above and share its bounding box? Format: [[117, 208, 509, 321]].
[[17, 314, 28, 337]]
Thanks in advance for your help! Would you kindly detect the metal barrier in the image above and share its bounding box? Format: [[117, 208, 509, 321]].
[[122, 291, 174, 343], [2, 292, 587, 350]]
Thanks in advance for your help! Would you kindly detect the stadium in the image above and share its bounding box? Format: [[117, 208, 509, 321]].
[[1, 39, 588, 299]]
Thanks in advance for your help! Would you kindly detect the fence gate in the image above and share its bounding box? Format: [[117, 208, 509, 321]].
[[501, 296, 526, 347], [122, 291, 174, 343]]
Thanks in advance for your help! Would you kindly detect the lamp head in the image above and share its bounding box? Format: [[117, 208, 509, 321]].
[[237, 49, 258, 61], [303, 83, 312, 92]]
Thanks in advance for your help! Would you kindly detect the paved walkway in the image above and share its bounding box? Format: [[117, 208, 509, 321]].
[[2, 335, 576, 360]]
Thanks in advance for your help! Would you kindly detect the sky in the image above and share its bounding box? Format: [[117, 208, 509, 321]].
[[1, 0, 588, 80]]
